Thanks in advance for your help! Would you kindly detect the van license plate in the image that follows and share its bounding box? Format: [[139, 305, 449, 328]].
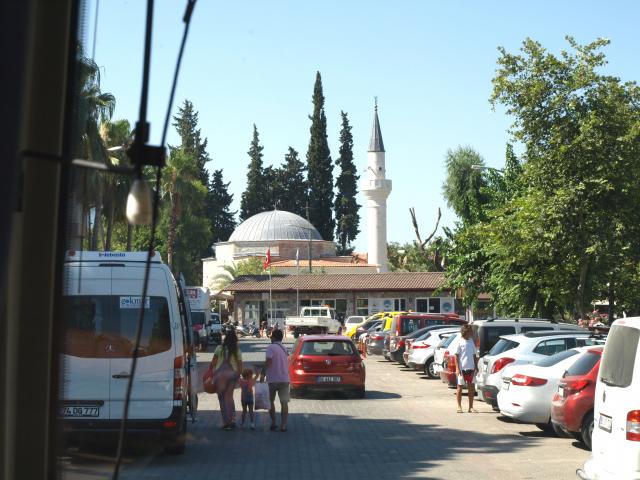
[[60, 406, 101, 417], [317, 376, 341, 383], [598, 414, 612, 433]]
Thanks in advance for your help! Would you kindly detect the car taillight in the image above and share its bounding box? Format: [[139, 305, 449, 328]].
[[398, 339, 405, 347], [565, 379, 590, 393], [294, 358, 306, 369], [413, 344, 431, 349], [371, 334, 383, 340], [510, 374, 547, 387], [627, 411, 640, 441], [491, 357, 515, 374], [347, 361, 363, 372], [173, 356, 185, 400]]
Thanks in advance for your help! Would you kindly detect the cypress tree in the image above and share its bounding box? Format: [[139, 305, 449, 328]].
[[277, 147, 308, 217], [306, 71, 334, 240], [240, 124, 267, 220], [334, 111, 360, 254], [208, 169, 237, 243], [172, 99, 210, 186]]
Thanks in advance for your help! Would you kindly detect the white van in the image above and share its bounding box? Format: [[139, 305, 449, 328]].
[[60, 251, 192, 453], [580, 317, 640, 479]]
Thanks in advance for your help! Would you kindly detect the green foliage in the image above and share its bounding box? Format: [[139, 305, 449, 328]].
[[240, 125, 270, 220], [334, 111, 360, 254], [306, 72, 335, 240], [388, 242, 441, 272], [213, 257, 266, 290], [442, 146, 489, 224], [208, 169, 236, 243], [277, 147, 308, 217]]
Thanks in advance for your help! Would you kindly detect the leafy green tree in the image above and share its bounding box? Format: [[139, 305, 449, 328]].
[[208, 169, 236, 243], [172, 100, 211, 186], [277, 147, 307, 217], [306, 72, 334, 240], [240, 125, 269, 220], [213, 257, 266, 290], [388, 242, 441, 272], [442, 146, 489, 224], [334, 111, 360, 254]]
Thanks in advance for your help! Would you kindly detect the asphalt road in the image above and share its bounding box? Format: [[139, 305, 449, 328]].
[[60, 337, 589, 480]]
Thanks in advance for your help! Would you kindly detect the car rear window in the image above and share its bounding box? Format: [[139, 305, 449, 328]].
[[488, 339, 520, 356], [533, 348, 578, 367], [441, 333, 458, 348], [475, 325, 516, 355], [599, 324, 639, 388], [300, 341, 355, 356], [190, 311, 206, 326], [64, 295, 172, 358], [565, 351, 601, 376]]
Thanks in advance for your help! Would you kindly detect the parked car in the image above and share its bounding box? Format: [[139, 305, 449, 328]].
[[580, 318, 640, 480], [551, 346, 604, 449], [497, 347, 591, 434], [353, 319, 381, 341], [358, 321, 381, 354], [471, 317, 586, 358], [406, 327, 460, 378], [367, 329, 390, 356], [388, 315, 466, 363], [478, 331, 602, 409], [433, 332, 461, 381], [288, 335, 365, 398], [391, 324, 459, 364], [343, 315, 367, 338]]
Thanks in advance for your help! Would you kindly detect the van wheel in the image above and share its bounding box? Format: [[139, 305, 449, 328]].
[[581, 411, 594, 450], [165, 417, 186, 455], [425, 358, 437, 379]]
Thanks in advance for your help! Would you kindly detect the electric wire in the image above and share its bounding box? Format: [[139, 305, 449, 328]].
[[111, 1, 197, 478]]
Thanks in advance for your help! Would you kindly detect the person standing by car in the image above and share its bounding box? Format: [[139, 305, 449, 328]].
[[261, 329, 290, 432], [454, 324, 479, 413], [211, 330, 243, 430]]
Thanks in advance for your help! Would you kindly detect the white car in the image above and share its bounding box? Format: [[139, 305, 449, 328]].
[[406, 327, 459, 378], [432, 332, 460, 378], [61, 251, 193, 454], [580, 317, 640, 480], [477, 331, 601, 409], [497, 347, 591, 433]]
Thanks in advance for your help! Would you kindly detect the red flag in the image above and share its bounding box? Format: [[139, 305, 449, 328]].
[[263, 248, 271, 270]]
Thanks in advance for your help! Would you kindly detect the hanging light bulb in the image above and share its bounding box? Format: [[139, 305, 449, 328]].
[[126, 178, 152, 225]]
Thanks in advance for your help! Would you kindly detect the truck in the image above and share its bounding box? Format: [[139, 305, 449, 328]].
[[286, 306, 342, 338], [186, 287, 212, 348]]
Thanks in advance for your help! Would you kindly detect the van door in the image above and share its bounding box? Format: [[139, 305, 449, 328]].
[[592, 323, 640, 474], [61, 265, 112, 421], [108, 266, 174, 420]]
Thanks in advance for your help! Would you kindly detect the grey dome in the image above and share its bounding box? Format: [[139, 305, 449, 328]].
[[228, 210, 323, 242]]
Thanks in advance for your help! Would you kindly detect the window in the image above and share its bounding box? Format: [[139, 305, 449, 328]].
[[416, 298, 440, 313], [244, 301, 260, 323], [481, 326, 516, 354], [488, 339, 520, 356], [335, 299, 347, 317], [356, 298, 369, 316], [300, 341, 356, 356], [64, 296, 171, 358], [534, 349, 579, 367], [533, 338, 568, 356], [565, 351, 601, 376], [599, 325, 639, 388], [393, 298, 407, 311]]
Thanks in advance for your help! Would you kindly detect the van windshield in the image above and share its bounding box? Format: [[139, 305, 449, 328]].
[[599, 324, 639, 388], [191, 311, 206, 326], [64, 295, 172, 358]]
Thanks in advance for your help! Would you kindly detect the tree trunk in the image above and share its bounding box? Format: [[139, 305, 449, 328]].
[[126, 224, 133, 251], [167, 192, 179, 270], [104, 199, 115, 251], [575, 254, 590, 320]]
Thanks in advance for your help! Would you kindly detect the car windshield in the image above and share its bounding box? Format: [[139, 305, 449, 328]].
[[565, 350, 601, 376], [488, 338, 520, 356], [599, 325, 639, 388], [533, 348, 579, 367], [300, 341, 355, 356]]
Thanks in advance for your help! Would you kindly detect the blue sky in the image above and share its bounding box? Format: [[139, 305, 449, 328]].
[[87, 0, 640, 252]]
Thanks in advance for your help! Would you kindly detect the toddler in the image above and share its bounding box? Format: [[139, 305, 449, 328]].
[[239, 367, 256, 429]]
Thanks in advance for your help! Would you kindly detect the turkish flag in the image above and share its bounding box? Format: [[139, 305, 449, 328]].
[[263, 248, 271, 270]]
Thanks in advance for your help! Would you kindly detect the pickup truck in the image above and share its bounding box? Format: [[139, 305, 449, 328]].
[[286, 307, 342, 338]]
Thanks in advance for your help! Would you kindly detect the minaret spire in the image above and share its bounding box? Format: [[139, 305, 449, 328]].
[[368, 98, 385, 152]]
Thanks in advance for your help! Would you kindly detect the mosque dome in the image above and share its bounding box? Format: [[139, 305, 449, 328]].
[[228, 210, 323, 242]]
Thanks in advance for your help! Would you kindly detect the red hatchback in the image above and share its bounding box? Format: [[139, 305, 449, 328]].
[[288, 335, 366, 398], [550, 346, 604, 450]]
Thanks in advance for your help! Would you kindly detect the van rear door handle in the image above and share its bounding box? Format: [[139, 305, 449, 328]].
[[112, 372, 131, 379]]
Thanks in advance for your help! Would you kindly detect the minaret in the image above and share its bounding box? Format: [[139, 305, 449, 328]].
[[361, 101, 392, 273]]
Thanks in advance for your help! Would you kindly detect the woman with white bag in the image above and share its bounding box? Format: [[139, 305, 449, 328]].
[[210, 330, 242, 430]]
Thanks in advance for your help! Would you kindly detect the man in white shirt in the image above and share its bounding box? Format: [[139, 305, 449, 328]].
[[453, 324, 479, 413]]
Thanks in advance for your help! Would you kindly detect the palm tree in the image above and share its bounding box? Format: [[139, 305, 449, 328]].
[[212, 257, 266, 291]]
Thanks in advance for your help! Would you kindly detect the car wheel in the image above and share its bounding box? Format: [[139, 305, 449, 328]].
[[425, 359, 437, 379], [535, 423, 552, 433], [290, 387, 301, 399], [581, 411, 594, 450], [353, 387, 365, 399], [552, 421, 569, 438], [164, 416, 186, 455]]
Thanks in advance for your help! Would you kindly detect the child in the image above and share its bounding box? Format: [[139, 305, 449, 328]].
[[239, 367, 256, 429]]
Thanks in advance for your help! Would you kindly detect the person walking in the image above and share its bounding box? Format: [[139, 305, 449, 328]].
[[210, 330, 242, 430], [261, 329, 290, 432], [238, 367, 257, 429], [454, 324, 479, 413]]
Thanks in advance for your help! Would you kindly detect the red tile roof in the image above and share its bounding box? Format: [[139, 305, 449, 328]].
[[226, 272, 447, 293]]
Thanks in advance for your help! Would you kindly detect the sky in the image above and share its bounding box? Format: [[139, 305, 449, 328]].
[[86, 0, 640, 252]]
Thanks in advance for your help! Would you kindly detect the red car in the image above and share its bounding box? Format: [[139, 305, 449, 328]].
[[551, 346, 604, 450], [288, 335, 366, 398], [440, 350, 457, 388]]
